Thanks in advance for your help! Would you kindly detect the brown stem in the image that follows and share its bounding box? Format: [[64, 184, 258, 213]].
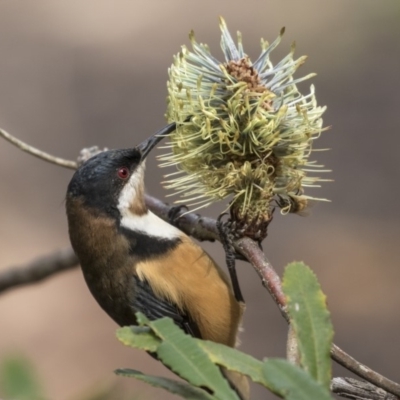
[[331, 345, 400, 398], [236, 237, 287, 320], [0, 195, 216, 295], [0, 248, 78, 294], [148, 201, 400, 397], [332, 377, 399, 400], [145, 195, 219, 242], [234, 236, 400, 398], [0, 128, 77, 169], [1, 130, 399, 397]]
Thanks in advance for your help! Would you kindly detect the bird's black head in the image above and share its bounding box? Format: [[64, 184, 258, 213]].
[[67, 148, 144, 220], [66, 121, 177, 220]]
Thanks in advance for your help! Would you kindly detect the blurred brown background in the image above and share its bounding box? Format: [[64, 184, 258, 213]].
[[0, 1, 399, 399]]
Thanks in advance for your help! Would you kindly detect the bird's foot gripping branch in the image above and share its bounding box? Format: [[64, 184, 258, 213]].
[[1, 16, 400, 400], [159, 17, 330, 242], [1, 125, 400, 398]]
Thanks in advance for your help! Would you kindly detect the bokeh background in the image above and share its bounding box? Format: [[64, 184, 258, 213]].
[[0, 1, 399, 399]]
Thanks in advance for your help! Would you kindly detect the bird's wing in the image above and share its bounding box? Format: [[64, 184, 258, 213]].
[[133, 274, 202, 339], [120, 227, 201, 337]]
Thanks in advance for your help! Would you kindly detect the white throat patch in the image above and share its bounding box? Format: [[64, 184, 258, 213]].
[[117, 161, 181, 240], [117, 162, 146, 217], [120, 210, 182, 240]]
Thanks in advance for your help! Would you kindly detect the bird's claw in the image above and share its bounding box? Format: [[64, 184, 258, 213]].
[[217, 215, 245, 303], [168, 205, 189, 227]]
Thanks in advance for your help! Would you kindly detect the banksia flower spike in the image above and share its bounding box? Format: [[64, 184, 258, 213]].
[[159, 17, 329, 240]]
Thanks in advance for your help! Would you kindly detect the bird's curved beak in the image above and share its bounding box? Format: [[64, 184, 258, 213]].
[[137, 122, 177, 160]]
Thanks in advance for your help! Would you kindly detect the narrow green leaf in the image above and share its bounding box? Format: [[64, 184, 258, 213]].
[[282, 262, 334, 388], [116, 369, 215, 400], [135, 312, 150, 326], [197, 340, 266, 386], [262, 359, 333, 400], [116, 326, 161, 352], [149, 318, 240, 400], [0, 356, 44, 400]]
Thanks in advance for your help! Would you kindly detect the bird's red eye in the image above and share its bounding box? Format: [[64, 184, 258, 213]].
[[117, 167, 130, 179]]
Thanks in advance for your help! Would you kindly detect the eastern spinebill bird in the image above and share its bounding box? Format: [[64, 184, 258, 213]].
[[65, 123, 249, 399]]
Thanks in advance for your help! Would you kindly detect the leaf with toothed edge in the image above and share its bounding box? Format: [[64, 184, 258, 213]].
[[136, 311, 151, 325], [117, 313, 239, 399], [149, 317, 240, 400], [197, 340, 266, 386], [262, 359, 333, 400], [116, 325, 161, 353], [117, 313, 335, 399], [197, 339, 333, 398], [282, 262, 334, 389]]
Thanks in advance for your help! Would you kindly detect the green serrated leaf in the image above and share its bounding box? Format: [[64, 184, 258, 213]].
[[116, 326, 161, 352], [116, 369, 215, 400], [282, 262, 334, 388], [262, 359, 333, 400], [148, 318, 239, 400], [197, 340, 266, 386], [136, 312, 150, 326], [0, 356, 44, 400]]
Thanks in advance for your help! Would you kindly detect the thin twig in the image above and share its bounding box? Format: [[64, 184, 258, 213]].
[[331, 345, 400, 398], [1, 129, 400, 397], [143, 200, 400, 397], [235, 237, 400, 398], [145, 195, 219, 242], [0, 194, 215, 296], [0, 248, 78, 294], [332, 377, 399, 400], [236, 237, 287, 320], [0, 128, 77, 169]]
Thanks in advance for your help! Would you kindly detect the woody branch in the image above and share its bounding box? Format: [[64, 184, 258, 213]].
[[0, 128, 399, 399]]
